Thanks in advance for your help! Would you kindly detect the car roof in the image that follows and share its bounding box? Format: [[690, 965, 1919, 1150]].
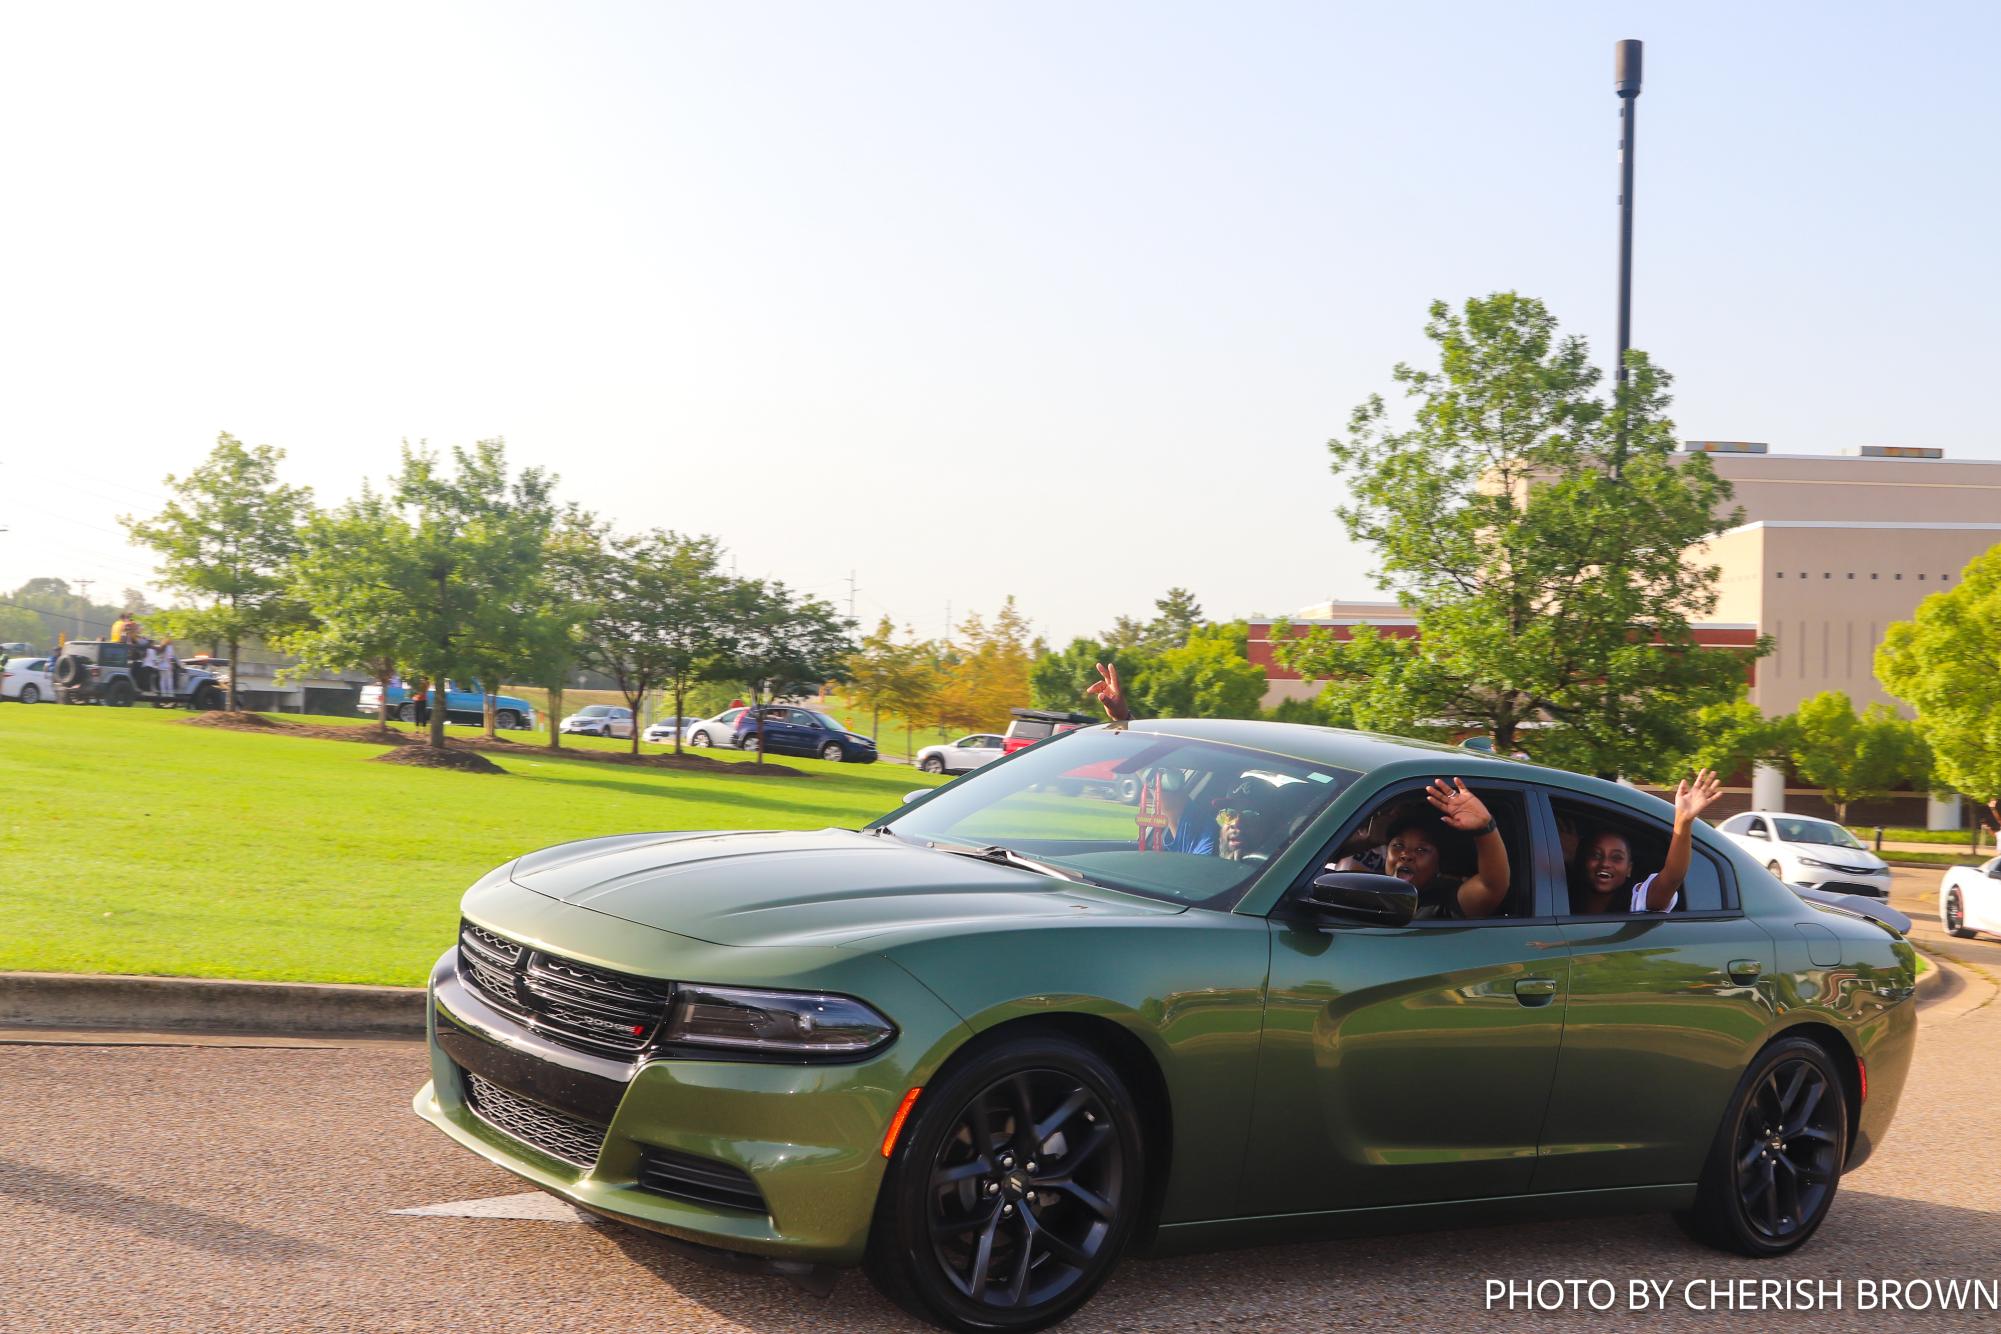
[[1745, 811, 1835, 825], [1113, 718, 1669, 808]]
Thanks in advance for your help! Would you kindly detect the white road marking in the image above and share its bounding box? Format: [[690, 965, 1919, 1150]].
[[392, 1190, 599, 1223]]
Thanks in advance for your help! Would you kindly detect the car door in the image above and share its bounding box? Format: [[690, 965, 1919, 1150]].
[[762, 708, 806, 754], [1532, 787, 1777, 1193], [1240, 777, 1570, 1213], [949, 736, 984, 772], [1970, 857, 2001, 933], [969, 735, 1004, 768]]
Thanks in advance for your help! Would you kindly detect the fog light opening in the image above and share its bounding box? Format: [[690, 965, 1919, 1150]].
[[881, 1087, 922, 1158]]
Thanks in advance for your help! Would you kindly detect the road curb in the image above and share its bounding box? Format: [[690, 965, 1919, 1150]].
[[0, 970, 425, 1036]]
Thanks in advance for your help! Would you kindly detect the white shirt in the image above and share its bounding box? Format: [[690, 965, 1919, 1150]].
[[1629, 873, 1678, 913]]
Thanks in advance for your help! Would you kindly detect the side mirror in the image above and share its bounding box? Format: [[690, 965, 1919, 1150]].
[[904, 789, 929, 806], [1987, 866, 2001, 880], [1305, 872, 1418, 927]]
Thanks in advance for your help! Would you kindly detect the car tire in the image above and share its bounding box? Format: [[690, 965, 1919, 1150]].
[[740, 732, 761, 752], [692, 730, 712, 748], [18, 684, 37, 705], [821, 742, 845, 763], [1678, 1035, 1847, 1258], [189, 683, 222, 711], [921, 756, 947, 775], [496, 710, 522, 731], [865, 1031, 1145, 1333], [398, 703, 417, 723], [1115, 775, 1141, 805], [1946, 891, 1975, 938], [106, 679, 136, 708]]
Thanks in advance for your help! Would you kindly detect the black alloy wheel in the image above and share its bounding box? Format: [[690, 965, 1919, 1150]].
[[867, 1033, 1142, 1332], [1947, 891, 1973, 938], [821, 741, 845, 763], [190, 684, 222, 711], [106, 679, 136, 707], [1681, 1036, 1846, 1256]]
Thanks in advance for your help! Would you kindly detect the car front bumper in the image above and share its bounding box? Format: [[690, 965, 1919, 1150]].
[[413, 944, 963, 1265], [1789, 865, 1894, 898]]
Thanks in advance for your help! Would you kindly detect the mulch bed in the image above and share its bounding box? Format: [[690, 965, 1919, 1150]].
[[372, 746, 506, 775], [182, 711, 804, 776]]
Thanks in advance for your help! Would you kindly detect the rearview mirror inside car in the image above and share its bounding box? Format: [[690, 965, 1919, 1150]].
[[1306, 872, 1418, 927]]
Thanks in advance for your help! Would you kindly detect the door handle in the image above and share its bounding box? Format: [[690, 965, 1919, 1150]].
[[1514, 977, 1559, 1006], [1727, 959, 1762, 983]]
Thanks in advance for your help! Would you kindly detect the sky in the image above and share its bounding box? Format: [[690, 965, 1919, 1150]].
[[2, 1, 1996, 645]]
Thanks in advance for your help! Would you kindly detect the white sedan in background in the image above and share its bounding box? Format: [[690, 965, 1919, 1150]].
[[683, 708, 748, 748], [1714, 810, 1894, 898], [914, 733, 1005, 776], [641, 716, 693, 744], [1941, 856, 2001, 939], [1, 657, 54, 704]]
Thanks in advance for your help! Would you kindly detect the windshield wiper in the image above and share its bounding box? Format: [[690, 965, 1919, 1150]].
[[925, 841, 1098, 886]]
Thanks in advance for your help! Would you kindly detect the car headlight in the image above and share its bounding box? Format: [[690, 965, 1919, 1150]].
[[663, 984, 895, 1056], [1798, 856, 1838, 870]]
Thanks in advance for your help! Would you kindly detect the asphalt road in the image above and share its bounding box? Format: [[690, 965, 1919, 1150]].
[[4, 908, 1997, 1332]]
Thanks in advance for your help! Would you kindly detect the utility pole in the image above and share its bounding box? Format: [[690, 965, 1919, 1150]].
[[1613, 38, 1643, 462], [74, 578, 93, 641], [846, 569, 858, 622]]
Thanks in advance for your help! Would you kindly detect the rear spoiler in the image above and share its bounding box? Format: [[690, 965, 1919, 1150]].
[[1794, 886, 1912, 937]]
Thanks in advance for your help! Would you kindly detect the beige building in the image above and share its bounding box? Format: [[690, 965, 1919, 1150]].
[[1685, 445, 2001, 716]]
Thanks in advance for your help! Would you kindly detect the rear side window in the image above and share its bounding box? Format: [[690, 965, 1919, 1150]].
[[1550, 794, 1732, 915], [1008, 720, 1053, 741]]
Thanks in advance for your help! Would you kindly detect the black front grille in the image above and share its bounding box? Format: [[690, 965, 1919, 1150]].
[[638, 1146, 768, 1214], [462, 1070, 608, 1168], [459, 920, 674, 1056], [1822, 880, 1888, 897]]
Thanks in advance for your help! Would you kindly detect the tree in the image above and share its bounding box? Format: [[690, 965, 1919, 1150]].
[[281, 486, 417, 733], [519, 507, 611, 751], [1290, 293, 1764, 775], [1030, 638, 1147, 714], [1129, 621, 1268, 719], [1788, 691, 1932, 822], [124, 433, 313, 710], [581, 530, 729, 756], [844, 617, 904, 741], [1877, 545, 2001, 804], [933, 597, 1040, 732], [0, 604, 43, 647], [1678, 695, 1793, 780], [720, 581, 856, 763], [1147, 587, 1204, 650]]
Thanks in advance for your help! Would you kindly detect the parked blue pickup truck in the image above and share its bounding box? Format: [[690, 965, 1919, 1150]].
[[357, 680, 538, 731]]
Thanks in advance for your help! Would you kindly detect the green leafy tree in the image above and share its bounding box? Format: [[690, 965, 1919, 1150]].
[[1877, 545, 2001, 805], [0, 604, 43, 647], [933, 597, 1041, 732], [1679, 695, 1794, 780], [1147, 587, 1204, 650], [518, 507, 610, 750], [1290, 293, 1764, 775], [281, 487, 417, 732], [844, 616, 904, 741], [581, 530, 731, 756], [401, 442, 557, 747], [1130, 622, 1266, 719], [1029, 638, 1148, 714], [1788, 691, 1932, 821], [123, 433, 313, 709], [721, 581, 856, 763]]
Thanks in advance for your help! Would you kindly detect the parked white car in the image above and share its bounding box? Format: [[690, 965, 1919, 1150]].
[[1, 656, 54, 704], [642, 715, 694, 744], [683, 707, 748, 748], [914, 733, 1004, 776], [1940, 856, 2001, 940], [1714, 811, 1893, 898], [559, 705, 633, 738]]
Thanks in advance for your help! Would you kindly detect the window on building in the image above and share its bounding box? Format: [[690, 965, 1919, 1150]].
[[1920, 574, 1927, 581], [1871, 573, 1879, 580], [1847, 573, 1854, 579], [1896, 573, 1903, 580]]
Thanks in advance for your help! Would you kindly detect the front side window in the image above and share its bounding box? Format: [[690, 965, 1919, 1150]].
[[808, 711, 844, 732], [1310, 782, 1533, 920], [876, 728, 1360, 909]]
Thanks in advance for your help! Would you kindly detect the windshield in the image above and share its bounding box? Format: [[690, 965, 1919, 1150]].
[[1774, 818, 1865, 849], [576, 706, 607, 717], [875, 727, 1361, 908]]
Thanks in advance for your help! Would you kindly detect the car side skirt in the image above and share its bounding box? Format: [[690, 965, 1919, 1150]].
[[1141, 1183, 1696, 1257]]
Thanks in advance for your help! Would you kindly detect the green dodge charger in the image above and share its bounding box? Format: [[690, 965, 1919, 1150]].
[[414, 720, 1918, 1332]]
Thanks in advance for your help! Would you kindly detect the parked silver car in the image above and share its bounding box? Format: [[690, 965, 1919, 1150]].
[[559, 705, 633, 739]]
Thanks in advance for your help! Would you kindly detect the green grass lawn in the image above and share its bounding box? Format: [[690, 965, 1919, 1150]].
[[1846, 825, 1996, 849], [0, 704, 943, 986]]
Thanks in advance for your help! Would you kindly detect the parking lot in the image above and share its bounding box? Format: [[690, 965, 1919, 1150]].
[[3, 866, 1997, 1333]]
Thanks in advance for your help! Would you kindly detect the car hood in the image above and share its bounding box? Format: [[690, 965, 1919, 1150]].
[[1778, 841, 1888, 870], [506, 828, 1181, 948]]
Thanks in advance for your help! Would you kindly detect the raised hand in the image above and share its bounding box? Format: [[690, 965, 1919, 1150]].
[[1086, 661, 1131, 725], [1673, 768, 1723, 824], [1425, 777, 1492, 831]]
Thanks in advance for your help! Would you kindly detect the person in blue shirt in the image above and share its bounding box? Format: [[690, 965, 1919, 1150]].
[[1153, 768, 1216, 856]]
